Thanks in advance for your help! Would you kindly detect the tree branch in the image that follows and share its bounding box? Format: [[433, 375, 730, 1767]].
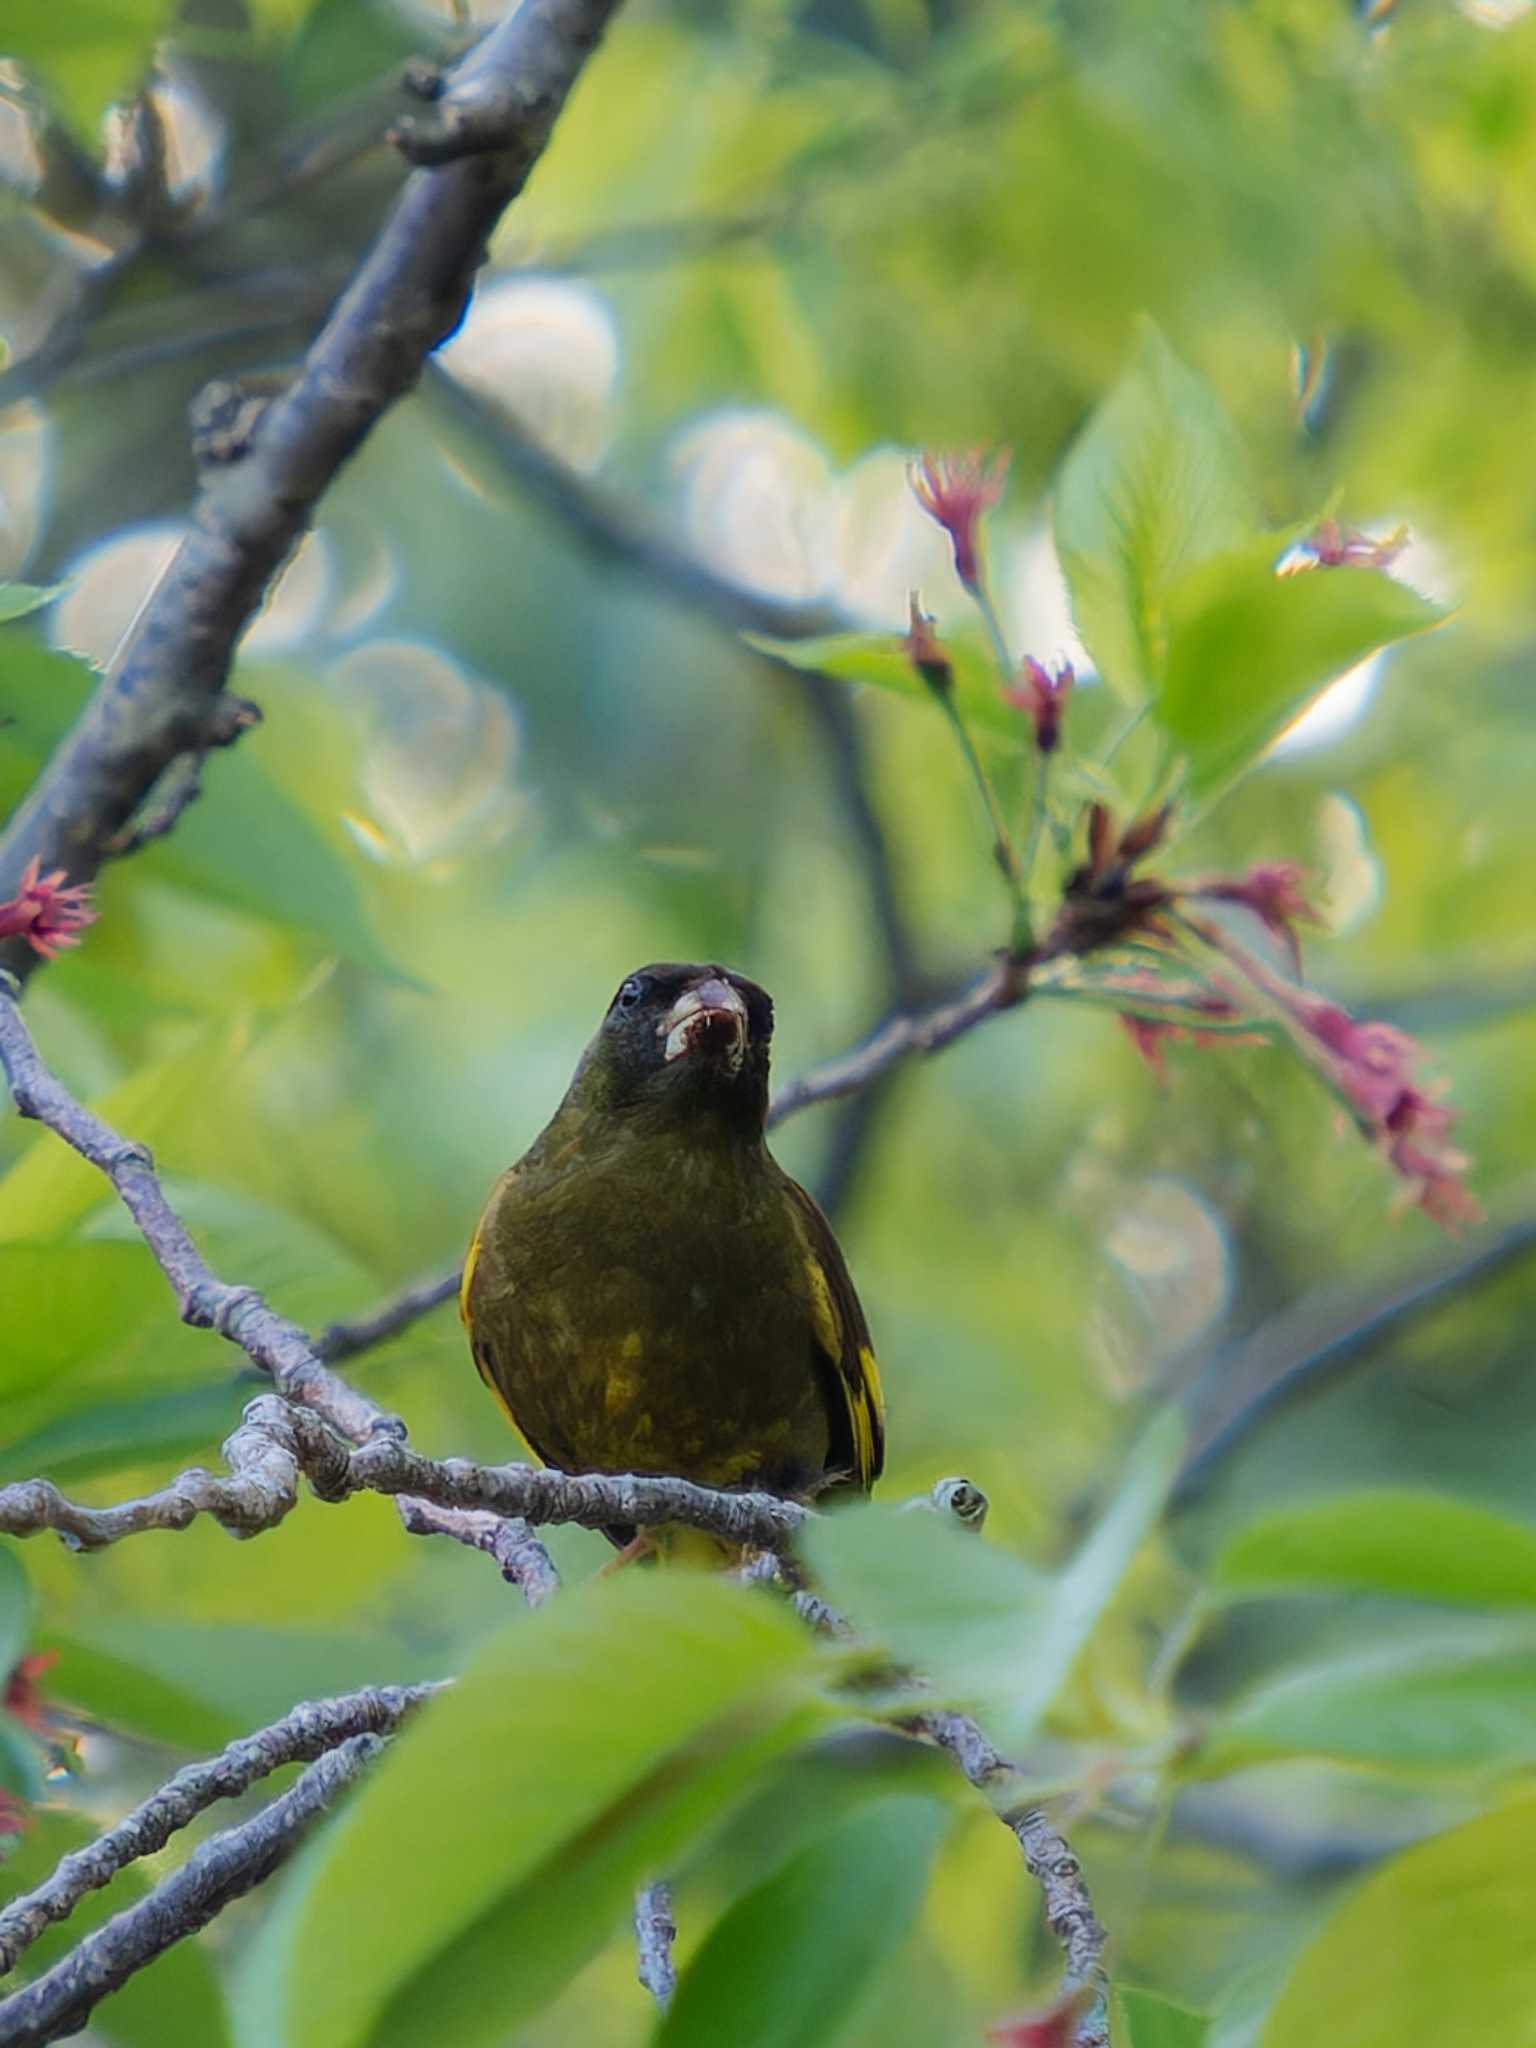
[[633, 1879, 677, 2007], [394, 1497, 561, 1605], [923, 1712, 1109, 2048], [0, 1734, 386, 2048], [0, 0, 625, 980], [316, 1270, 462, 1361], [0, 1683, 440, 1977]]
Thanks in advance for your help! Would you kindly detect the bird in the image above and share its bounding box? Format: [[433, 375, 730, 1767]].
[[461, 963, 884, 1558]]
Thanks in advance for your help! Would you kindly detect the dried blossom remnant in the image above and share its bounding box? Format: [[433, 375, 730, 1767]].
[[1297, 517, 1410, 572], [0, 859, 94, 960], [4, 1653, 57, 1736], [909, 448, 1011, 591], [1006, 656, 1075, 753], [1292, 993, 1480, 1228], [1193, 860, 1320, 971], [1045, 803, 1175, 957], [903, 594, 954, 695]]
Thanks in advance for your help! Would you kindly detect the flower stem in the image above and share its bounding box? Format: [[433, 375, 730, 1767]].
[[926, 682, 1032, 954]]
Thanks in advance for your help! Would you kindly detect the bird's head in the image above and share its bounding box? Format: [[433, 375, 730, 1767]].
[[570, 962, 775, 1132]]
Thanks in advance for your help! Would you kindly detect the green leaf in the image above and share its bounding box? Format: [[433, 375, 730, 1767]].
[[750, 628, 1027, 748], [0, 1382, 243, 1488], [1190, 1620, 1536, 1778], [0, 1716, 44, 1804], [39, 1631, 244, 1751], [5, 0, 171, 135], [1055, 320, 1255, 700], [0, 1808, 231, 2047], [1114, 1986, 1211, 2048], [268, 1571, 824, 2048], [1213, 1490, 1536, 1610], [803, 1413, 1183, 1748], [0, 584, 61, 625], [1159, 547, 1448, 807], [0, 1545, 32, 1676], [658, 1795, 952, 2048], [1259, 1797, 1536, 2048]]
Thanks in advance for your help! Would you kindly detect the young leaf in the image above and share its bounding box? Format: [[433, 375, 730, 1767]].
[[1213, 1490, 1536, 1611], [268, 1571, 823, 2048], [802, 1412, 1183, 1748], [1055, 321, 1254, 701], [1259, 1797, 1536, 2048], [1159, 544, 1447, 807], [1114, 1985, 1211, 2048], [0, 584, 61, 625], [0, 1545, 31, 1679], [657, 1795, 952, 2048], [750, 629, 1028, 748], [1188, 1619, 1536, 1778]]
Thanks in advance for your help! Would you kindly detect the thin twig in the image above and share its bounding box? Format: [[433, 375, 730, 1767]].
[[316, 1270, 462, 1360], [923, 1712, 1109, 2048], [0, 1736, 385, 2048], [395, 1498, 561, 1605], [0, 1684, 440, 1975], [0, 0, 626, 980]]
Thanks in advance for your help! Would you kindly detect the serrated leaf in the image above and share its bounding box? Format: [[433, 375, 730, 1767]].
[[657, 1795, 951, 2048], [750, 629, 1027, 748], [1259, 1797, 1536, 2048], [1114, 1985, 1211, 2048], [1055, 320, 1255, 701], [1159, 549, 1448, 807], [268, 1572, 823, 2048], [1213, 1491, 1536, 1610], [0, 585, 61, 625], [1189, 1619, 1536, 1778]]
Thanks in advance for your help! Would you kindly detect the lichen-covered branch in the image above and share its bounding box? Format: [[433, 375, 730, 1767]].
[[924, 1711, 1109, 2048], [0, 1683, 440, 1977], [0, 1393, 804, 1554], [0, 0, 625, 981], [394, 1498, 561, 1605], [0, 1734, 385, 2048], [633, 1879, 677, 2007]]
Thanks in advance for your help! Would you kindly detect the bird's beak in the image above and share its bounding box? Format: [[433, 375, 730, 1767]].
[[661, 977, 749, 1070]]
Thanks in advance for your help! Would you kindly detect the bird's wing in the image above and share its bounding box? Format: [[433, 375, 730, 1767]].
[[780, 1174, 886, 1491], [460, 1172, 570, 1472]]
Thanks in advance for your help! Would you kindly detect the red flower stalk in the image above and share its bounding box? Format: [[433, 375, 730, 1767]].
[[0, 857, 95, 960], [909, 447, 1011, 591], [1193, 860, 1320, 972], [1006, 655, 1075, 753], [1303, 517, 1409, 572]]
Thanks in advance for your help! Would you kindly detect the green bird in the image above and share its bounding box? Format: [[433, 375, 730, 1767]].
[[461, 964, 885, 1557]]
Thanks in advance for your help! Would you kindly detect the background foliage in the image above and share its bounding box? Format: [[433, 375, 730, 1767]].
[[2, 0, 1534, 2042]]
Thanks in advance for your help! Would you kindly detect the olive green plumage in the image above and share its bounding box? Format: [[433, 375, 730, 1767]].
[[462, 963, 884, 1546]]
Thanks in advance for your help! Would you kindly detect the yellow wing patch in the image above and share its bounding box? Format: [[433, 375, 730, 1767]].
[[459, 1224, 482, 1328], [850, 1345, 885, 1490]]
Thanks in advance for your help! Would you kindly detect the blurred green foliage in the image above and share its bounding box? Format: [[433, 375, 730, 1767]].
[[2, 0, 1536, 2042]]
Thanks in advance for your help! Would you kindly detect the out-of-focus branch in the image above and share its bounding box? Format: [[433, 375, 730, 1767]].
[[1173, 1209, 1536, 1500], [0, 0, 625, 980], [0, 1734, 385, 2048], [0, 1683, 440, 1976]]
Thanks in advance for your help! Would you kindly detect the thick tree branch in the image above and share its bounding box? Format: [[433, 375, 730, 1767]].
[[0, 1734, 385, 2048], [0, 1397, 805, 1554], [0, 0, 625, 980], [0, 1683, 439, 1976]]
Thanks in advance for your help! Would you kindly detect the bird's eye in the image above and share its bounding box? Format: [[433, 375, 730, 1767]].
[[616, 977, 644, 1012]]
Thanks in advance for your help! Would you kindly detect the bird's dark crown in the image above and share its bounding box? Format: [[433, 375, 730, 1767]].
[[568, 962, 774, 1131]]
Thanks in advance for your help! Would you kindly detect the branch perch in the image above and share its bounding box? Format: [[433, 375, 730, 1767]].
[[0, 1683, 440, 1977], [0, 0, 625, 980], [0, 1735, 386, 2048]]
